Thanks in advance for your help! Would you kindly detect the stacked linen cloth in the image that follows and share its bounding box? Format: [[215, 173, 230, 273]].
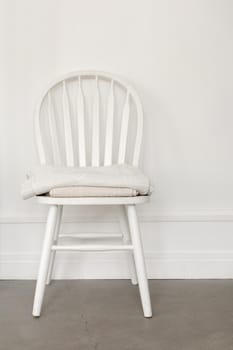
[[21, 164, 151, 199]]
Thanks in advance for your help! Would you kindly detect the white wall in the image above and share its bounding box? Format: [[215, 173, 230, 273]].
[[1, 0, 233, 279]]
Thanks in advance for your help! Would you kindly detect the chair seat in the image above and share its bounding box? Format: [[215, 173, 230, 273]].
[[36, 194, 150, 205], [49, 186, 138, 198]]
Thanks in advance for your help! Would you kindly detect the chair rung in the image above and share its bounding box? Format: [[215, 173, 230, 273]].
[[51, 244, 133, 251], [59, 233, 122, 239]]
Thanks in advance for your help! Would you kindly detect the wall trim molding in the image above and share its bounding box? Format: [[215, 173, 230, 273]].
[[1, 208, 233, 224], [1, 250, 233, 279]]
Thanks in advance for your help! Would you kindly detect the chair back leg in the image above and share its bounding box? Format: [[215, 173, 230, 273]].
[[119, 206, 138, 285], [32, 205, 58, 317], [126, 204, 152, 317], [46, 205, 63, 285]]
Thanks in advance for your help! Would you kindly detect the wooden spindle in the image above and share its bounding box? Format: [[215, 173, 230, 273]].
[[77, 77, 86, 167], [48, 91, 61, 164], [62, 81, 74, 166], [104, 80, 114, 166], [118, 91, 130, 164], [92, 76, 100, 166]]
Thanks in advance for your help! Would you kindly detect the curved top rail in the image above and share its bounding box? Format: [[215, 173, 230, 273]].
[[34, 70, 144, 167]]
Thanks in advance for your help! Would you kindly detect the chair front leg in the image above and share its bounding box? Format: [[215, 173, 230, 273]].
[[46, 205, 63, 285], [119, 206, 138, 285], [126, 204, 152, 318], [32, 205, 58, 317]]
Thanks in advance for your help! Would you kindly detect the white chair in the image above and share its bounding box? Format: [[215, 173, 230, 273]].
[[32, 71, 152, 318]]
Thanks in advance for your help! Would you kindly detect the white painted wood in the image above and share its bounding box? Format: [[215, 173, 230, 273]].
[[104, 80, 114, 165], [36, 195, 149, 205], [35, 105, 46, 165], [77, 77, 86, 166], [119, 206, 138, 285], [126, 204, 152, 318], [46, 205, 63, 285], [32, 205, 58, 317], [92, 76, 100, 166], [59, 232, 122, 239], [132, 98, 143, 166], [47, 92, 61, 165], [35, 71, 144, 167], [52, 244, 133, 251], [62, 81, 74, 166], [32, 71, 150, 317], [118, 91, 130, 164]]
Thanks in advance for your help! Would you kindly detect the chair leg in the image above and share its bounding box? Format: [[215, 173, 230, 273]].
[[126, 204, 152, 318], [119, 206, 138, 285], [32, 205, 58, 317], [46, 205, 63, 285]]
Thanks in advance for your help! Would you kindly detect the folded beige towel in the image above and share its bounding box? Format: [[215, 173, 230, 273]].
[[49, 186, 138, 197]]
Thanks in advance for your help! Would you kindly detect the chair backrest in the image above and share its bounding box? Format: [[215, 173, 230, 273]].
[[35, 71, 143, 167]]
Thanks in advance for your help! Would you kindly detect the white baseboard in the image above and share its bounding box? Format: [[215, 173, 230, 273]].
[[1, 251, 233, 280]]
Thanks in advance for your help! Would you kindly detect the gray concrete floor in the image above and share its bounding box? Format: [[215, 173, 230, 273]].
[[0, 280, 233, 350]]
